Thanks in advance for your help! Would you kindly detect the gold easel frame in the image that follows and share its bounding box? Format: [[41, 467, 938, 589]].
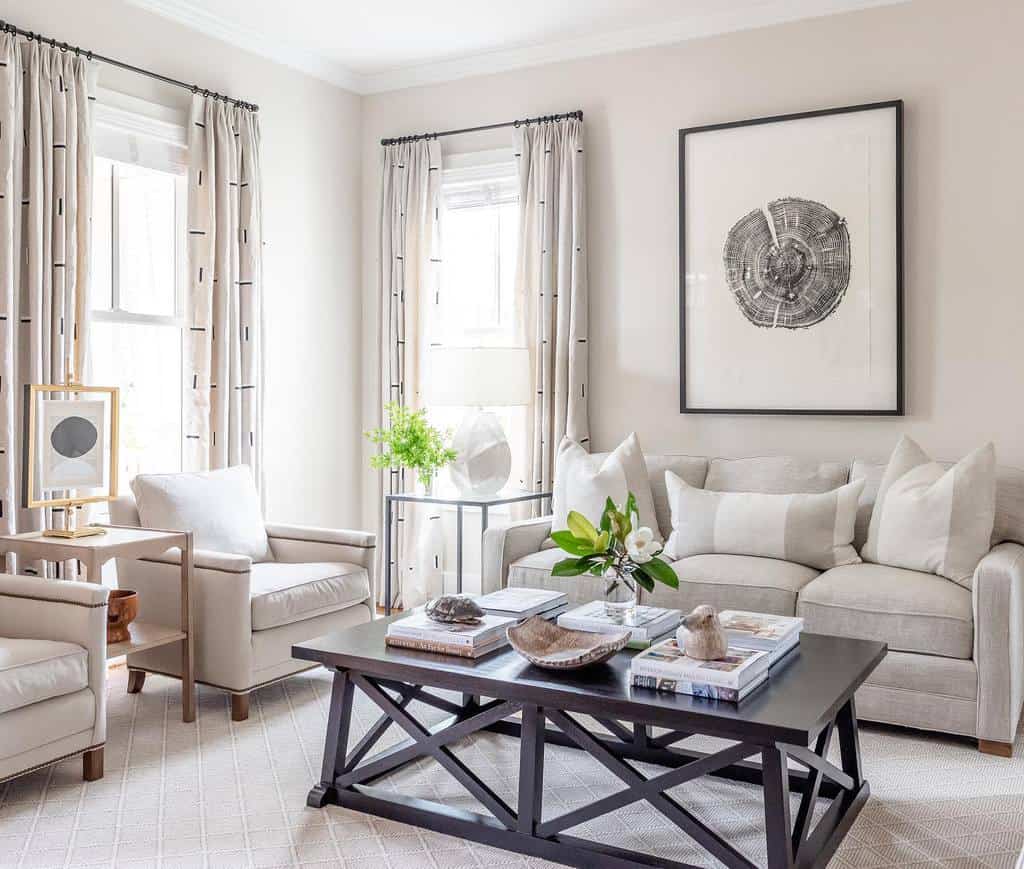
[[24, 382, 120, 538]]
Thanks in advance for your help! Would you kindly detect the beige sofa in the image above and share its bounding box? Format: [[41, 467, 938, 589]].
[[483, 453, 1024, 757], [0, 576, 109, 783], [110, 495, 375, 721]]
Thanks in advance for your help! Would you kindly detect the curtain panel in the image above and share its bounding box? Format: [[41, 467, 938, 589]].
[[514, 117, 589, 503], [0, 35, 96, 540], [185, 95, 264, 489], [376, 138, 442, 608]]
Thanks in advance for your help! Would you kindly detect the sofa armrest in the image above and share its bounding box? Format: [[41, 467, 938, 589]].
[[974, 542, 1024, 743], [482, 516, 554, 594], [140, 547, 252, 574], [265, 523, 375, 549], [0, 576, 110, 746]]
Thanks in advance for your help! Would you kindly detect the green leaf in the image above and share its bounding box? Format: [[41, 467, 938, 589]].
[[641, 557, 679, 589], [599, 497, 616, 534], [632, 570, 655, 593], [550, 530, 594, 556], [588, 563, 606, 576], [594, 530, 610, 553], [624, 492, 638, 535], [551, 558, 589, 577], [566, 511, 600, 544]]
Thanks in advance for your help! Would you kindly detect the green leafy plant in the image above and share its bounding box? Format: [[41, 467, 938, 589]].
[[365, 402, 457, 490], [551, 494, 679, 596]]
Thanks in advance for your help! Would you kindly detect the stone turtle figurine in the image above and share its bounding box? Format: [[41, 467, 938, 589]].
[[678, 605, 729, 661], [425, 594, 485, 625]]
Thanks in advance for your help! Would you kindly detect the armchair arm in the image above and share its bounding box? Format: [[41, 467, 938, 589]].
[[265, 523, 376, 605], [974, 542, 1024, 743], [482, 516, 554, 594], [140, 547, 252, 573], [0, 576, 109, 746]]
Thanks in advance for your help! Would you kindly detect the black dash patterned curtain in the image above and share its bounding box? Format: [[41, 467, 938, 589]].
[[0, 35, 96, 541], [376, 138, 442, 609], [514, 116, 589, 503], [185, 94, 263, 488]]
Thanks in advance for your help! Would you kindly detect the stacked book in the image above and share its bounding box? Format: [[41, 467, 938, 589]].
[[557, 600, 681, 649], [718, 610, 803, 665], [475, 587, 568, 621], [385, 610, 515, 658], [630, 638, 770, 702]]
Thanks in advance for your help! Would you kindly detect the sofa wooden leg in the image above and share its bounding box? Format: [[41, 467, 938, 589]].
[[979, 739, 1013, 758], [83, 747, 104, 781], [231, 693, 250, 722], [127, 669, 146, 694]]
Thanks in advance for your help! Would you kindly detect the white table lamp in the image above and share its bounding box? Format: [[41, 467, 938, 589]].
[[427, 346, 530, 496]]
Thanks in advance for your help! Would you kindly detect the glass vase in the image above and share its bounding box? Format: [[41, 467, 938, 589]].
[[603, 566, 639, 622]]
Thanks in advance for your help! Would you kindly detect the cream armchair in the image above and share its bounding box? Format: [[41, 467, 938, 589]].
[[0, 576, 109, 784], [110, 496, 375, 721]]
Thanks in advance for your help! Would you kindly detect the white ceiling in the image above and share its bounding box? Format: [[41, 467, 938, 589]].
[[129, 0, 909, 94]]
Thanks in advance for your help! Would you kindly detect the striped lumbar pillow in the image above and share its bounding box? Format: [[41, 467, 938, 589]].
[[664, 470, 863, 570], [861, 436, 996, 588]]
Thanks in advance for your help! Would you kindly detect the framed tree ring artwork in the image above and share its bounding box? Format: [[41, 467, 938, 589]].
[[679, 100, 903, 414]]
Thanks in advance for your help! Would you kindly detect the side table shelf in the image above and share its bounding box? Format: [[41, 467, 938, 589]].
[[106, 621, 187, 659]]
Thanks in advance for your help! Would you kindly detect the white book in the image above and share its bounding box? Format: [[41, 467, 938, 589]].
[[631, 673, 767, 703], [475, 587, 568, 618], [764, 631, 801, 666], [387, 611, 516, 647], [718, 610, 803, 651], [630, 637, 770, 690], [557, 601, 681, 643]]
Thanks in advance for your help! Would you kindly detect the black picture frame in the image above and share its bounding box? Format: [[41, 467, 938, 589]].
[[678, 100, 904, 416]]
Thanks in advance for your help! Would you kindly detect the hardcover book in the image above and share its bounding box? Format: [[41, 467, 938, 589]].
[[718, 610, 803, 651], [630, 637, 769, 689], [386, 611, 516, 648], [630, 673, 765, 702], [385, 633, 508, 659], [557, 601, 681, 643], [475, 587, 568, 618]]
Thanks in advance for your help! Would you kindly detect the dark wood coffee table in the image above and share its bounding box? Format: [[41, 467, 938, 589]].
[[293, 617, 885, 869]]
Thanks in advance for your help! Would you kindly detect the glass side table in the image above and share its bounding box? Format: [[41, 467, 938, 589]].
[[383, 488, 552, 615]]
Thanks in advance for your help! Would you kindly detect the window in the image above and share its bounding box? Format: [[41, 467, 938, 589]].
[[89, 91, 188, 492], [428, 151, 528, 491]]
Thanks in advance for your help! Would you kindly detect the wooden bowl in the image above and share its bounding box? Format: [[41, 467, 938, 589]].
[[508, 615, 631, 670], [107, 589, 139, 644]]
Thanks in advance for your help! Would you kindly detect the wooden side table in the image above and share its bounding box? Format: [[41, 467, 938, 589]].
[[0, 524, 196, 722]]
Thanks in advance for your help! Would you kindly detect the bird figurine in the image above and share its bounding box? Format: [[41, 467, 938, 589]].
[[678, 605, 728, 660]]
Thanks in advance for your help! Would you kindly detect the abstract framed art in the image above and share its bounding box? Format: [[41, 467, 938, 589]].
[[679, 100, 903, 415]]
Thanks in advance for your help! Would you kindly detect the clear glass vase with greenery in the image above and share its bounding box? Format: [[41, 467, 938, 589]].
[[365, 402, 457, 492]]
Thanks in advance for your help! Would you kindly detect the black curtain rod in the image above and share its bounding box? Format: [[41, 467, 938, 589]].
[[381, 110, 582, 146], [0, 19, 258, 112]]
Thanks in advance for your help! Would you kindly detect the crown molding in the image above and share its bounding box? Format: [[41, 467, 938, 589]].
[[129, 0, 910, 96], [126, 0, 363, 92]]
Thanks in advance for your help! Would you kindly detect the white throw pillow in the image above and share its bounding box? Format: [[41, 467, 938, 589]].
[[131, 465, 271, 561], [550, 433, 661, 540], [664, 470, 863, 570], [861, 436, 996, 587]]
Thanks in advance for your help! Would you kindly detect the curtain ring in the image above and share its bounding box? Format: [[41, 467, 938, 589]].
[[60, 42, 68, 52]]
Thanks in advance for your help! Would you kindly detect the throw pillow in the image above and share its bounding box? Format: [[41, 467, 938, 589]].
[[861, 436, 996, 587], [663, 470, 863, 570], [131, 465, 271, 561], [550, 433, 661, 540]]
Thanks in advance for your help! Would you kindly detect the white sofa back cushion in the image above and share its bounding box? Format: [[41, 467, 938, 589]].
[[551, 434, 661, 540], [861, 436, 996, 587], [131, 465, 271, 561], [664, 470, 864, 570]]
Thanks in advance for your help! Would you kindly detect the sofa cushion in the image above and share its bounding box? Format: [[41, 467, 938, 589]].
[[645, 455, 709, 541], [0, 638, 88, 715], [663, 470, 863, 570], [508, 549, 817, 617], [249, 562, 370, 631], [551, 434, 661, 540], [797, 563, 973, 659], [132, 465, 271, 562], [705, 456, 849, 495], [861, 436, 996, 587]]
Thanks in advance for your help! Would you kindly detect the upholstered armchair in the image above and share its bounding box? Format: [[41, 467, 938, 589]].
[[0, 576, 109, 784], [110, 472, 375, 721]]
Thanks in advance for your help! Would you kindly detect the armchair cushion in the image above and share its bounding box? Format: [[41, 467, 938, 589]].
[[250, 562, 370, 631], [0, 638, 88, 714], [131, 465, 271, 561]]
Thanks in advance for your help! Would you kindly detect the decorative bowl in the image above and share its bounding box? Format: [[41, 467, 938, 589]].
[[508, 616, 631, 670], [107, 589, 139, 644]]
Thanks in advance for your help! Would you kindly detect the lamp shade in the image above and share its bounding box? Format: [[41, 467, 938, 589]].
[[427, 346, 531, 407]]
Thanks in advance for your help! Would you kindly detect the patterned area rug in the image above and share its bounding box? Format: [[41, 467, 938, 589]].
[[0, 666, 1022, 868]]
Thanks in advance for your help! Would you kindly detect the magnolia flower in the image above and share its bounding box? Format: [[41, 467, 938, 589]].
[[625, 526, 657, 564]]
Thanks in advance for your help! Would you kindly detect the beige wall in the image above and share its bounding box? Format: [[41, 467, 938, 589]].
[[361, 0, 1024, 528], [0, 0, 364, 528]]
